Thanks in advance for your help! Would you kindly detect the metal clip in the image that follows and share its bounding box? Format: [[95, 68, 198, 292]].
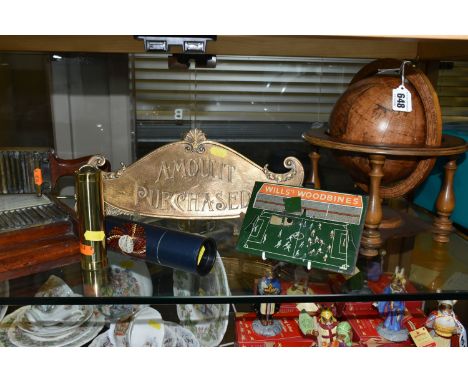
[[184, 41, 205, 53], [145, 40, 167, 52], [136, 36, 216, 54], [377, 60, 413, 85]]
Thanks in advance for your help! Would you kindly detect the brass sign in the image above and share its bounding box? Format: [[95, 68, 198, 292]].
[[102, 129, 304, 219]]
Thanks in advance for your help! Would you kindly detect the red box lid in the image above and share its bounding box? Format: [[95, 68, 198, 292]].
[[235, 312, 316, 347]]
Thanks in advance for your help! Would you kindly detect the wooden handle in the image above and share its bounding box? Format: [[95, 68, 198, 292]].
[[48, 153, 111, 190]]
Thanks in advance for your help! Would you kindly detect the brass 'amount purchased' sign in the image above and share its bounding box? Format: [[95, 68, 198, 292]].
[[102, 129, 304, 219]]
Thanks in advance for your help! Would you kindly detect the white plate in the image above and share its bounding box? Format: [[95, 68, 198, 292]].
[[162, 324, 184, 347], [1, 306, 104, 347], [98, 251, 153, 322], [173, 252, 230, 347], [170, 323, 200, 347], [107, 251, 153, 297], [0, 280, 8, 322]]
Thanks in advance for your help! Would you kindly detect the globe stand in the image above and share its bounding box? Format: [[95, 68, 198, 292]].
[[306, 151, 402, 228], [303, 130, 467, 256]]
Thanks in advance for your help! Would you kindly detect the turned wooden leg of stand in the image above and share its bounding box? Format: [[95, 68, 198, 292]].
[[433, 157, 458, 243], [307, 149, 321, 189], [360, 154, 385, 257]]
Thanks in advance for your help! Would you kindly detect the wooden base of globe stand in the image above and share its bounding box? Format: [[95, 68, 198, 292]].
[[303, 131, 468, 255]]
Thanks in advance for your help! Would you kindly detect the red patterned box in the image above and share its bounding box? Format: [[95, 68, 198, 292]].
[[329, 272, 423, 316], [235, 312, 316, 347], [342, 302, 380, 319], [347, 308, 427, 347]]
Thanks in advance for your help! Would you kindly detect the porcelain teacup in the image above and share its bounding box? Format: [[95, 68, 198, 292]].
[[32, 275, 75, 314], [126, 307, 165, 347], [35, 275, 74, 298], [26, 297, 85, 327]]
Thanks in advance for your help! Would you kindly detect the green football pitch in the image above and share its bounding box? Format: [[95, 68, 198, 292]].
[[241, 210, 357, 273]]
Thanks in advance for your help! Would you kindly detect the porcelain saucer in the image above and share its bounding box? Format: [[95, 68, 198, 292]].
[[1, 306, 104, 347], [173, 252, 230, 346], [15, 303, 94, 338]]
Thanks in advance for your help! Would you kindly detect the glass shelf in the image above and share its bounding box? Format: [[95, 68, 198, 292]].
[[1, 204, 468, 306]]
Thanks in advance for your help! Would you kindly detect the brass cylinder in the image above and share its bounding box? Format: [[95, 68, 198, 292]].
[[81, 268, 110, 297], [76, 165, 108, 271]]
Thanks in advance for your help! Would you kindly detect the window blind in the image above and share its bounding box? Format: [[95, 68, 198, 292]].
[[131, 54, 370, 125], [437, 61, 468, 123]]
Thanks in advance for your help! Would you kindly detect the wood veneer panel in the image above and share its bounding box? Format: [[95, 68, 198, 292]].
[[0, 235, 80, 282], [0, 35, 418, 59]]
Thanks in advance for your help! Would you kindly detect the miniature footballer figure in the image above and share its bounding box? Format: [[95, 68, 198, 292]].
[[425, 300, 467, 347], [376, 267, 409, 342], [252, 269, 282, 337]]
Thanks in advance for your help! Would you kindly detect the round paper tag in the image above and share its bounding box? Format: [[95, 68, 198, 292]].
[[118, 235, 134, 254]]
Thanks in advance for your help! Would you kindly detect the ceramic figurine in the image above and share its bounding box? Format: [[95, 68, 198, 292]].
[[425, 300, 467, 347], [298, 304, 338, 347], [375, 267, 408, 342], [252, 269, 282, 337], [313, 305, 339, 347], [335, 321, 353, 347], [298, 309, 315, 336]]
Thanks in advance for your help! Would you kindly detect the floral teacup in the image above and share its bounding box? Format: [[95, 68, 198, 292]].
[[127, 307, 165, 347]]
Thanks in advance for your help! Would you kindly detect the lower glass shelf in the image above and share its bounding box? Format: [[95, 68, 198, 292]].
[[0, 205, 467, 347]]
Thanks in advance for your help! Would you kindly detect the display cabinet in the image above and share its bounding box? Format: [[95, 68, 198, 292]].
[[0, 203, 467, 347], [0, 35, 467, 347]]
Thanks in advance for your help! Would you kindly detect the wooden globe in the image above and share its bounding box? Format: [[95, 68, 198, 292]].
[[328, 59, 442, 198]]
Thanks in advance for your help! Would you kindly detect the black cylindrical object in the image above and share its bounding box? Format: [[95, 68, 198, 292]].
[[105, 216, 217, 276]]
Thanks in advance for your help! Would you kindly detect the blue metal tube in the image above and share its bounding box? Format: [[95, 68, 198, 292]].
[[105, 216, 217, 276]]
